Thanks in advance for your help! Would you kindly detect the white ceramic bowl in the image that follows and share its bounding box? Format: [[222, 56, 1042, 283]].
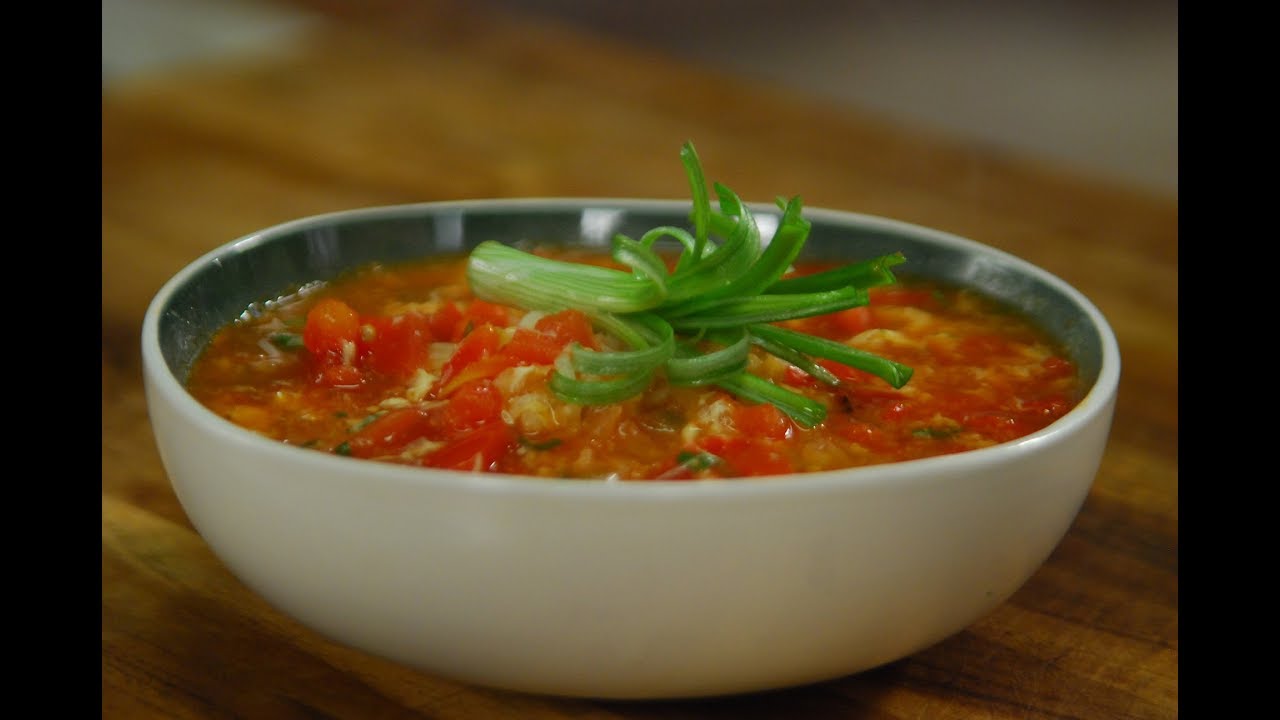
[[142, 199, 1119, 699]]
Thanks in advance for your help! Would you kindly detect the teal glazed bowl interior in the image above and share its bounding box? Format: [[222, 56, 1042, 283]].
[[142, 199, 1120, 699]]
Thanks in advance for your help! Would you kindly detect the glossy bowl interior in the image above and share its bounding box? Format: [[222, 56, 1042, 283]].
[[142, 199, 1120, 699]]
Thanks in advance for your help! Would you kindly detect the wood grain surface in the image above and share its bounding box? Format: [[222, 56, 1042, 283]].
[[102, 2, 1177, 717]]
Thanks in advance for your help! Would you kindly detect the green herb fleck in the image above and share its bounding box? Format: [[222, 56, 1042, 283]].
[[519, 437, 564, 451], [270, 333, 305, 350], [675, 451, 721, 471], [912, 426, 960, 439], [350, 413, 383, 432]]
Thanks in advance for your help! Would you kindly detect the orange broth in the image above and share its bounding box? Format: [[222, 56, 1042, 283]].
[[185, 250, 1083, 480]]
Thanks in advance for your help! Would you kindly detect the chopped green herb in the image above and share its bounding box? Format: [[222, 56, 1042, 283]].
[[912, 426, 960, 439], [653, 450, 723, 479], [333, 441, 352, 456], [519, 437, 564, 451], [349, 412, 383, 432], [269, 333, 305, 350], [675, 451, 721, 471]]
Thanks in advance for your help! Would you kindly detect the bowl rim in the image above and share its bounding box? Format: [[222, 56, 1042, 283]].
[[141, 197, 1121, 499]]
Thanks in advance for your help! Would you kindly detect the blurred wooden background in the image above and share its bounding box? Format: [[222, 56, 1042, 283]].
[[102, 0, 1177, 197]]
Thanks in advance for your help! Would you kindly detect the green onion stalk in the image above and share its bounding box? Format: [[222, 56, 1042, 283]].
[[465, 140, 912, 428]]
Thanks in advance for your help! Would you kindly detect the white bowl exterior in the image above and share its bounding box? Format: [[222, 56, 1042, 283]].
[[143, 358, 1114, 699], [141, 200, 1120, 699]]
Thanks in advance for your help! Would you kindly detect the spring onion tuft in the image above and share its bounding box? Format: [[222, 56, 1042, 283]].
[[466, 140, 913, 428]]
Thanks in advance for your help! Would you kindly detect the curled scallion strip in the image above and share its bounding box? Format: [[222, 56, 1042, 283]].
[[467, 241, 666, 314], [767, 252, 906, 294], [714, 371, 828, 428], [569, 313, 674, 376], [666, 328, 750, 386], [748, 331, 843, 388], [667, 287, 870, 330], [660, 195, 810, 318], [748, 324, 914, 389], [549, 368, 656, 405], [465, 140, 914, 427]]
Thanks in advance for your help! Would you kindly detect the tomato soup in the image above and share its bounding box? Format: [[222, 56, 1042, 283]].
[[185, 251, 1082, 480]]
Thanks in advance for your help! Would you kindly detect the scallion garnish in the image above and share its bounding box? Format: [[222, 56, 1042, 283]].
[[465, 140, 914, 428]]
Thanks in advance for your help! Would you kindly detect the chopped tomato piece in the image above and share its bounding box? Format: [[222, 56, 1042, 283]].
[[438, 323, 503, 389], [437, 355, 520, 397], [346, 407, 434, 458], [697, 436, 794, 477], [730, 442, 795, 477], [359, 312, 434, 378], [444, 379, 506, 429], [423, 422, 517, 471], [429, 301, 465, 342], [464, 299, 511, 329], [501, 327, 564, 365], [733, 401, 792, 440], [535, 309, 598, 350], [303, 298, 361, 361], [830, 306, 877, 336]]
